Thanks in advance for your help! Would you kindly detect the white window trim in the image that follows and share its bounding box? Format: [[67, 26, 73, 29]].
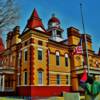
[[24, 48, 28, 62], [56, 51, 60, 56], [65, 54, 68, 58]]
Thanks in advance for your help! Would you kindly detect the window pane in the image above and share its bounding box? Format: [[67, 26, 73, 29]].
[[24, 51, 28, 61], [24, 72, 27, 85], [66, 75, 68, 84], [56, 55, 60, 66], [38, 50, 42, 60], [57, 75, 60, 84], [65, 57, 68, 66], [38, 71, 43, 84]]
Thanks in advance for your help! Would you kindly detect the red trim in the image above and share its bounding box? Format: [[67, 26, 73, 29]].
[[48, 16, 60, 24], [30, 38, 34, 43], [17, 86, 71, 97], [30, 45, 34, 85]]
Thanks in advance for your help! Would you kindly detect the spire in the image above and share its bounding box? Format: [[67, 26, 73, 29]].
[[98, 48, 100, 56], [25, 8, 46, 32], [30, 8, 39, 18]]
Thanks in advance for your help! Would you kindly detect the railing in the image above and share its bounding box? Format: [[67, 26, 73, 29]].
[[75, 65, 100, 74], [0, 66, 15, 70], [0, 66, 15, 74], [0, 87, 14, 92]]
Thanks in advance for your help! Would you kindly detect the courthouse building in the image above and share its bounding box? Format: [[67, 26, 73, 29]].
[[0, 8, 100, 96]]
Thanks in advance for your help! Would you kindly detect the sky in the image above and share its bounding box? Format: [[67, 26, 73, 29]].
[[7, 0, 100, 52]]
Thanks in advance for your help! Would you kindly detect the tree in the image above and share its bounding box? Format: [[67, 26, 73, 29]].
[[0, 0, 20, 33]]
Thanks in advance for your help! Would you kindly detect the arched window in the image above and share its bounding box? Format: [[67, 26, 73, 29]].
[[38, 71, 43, 85], [56, 51, 60, 66], [65, 54, 68, 67]]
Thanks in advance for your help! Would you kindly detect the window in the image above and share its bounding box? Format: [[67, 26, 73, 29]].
[[38, 40, 43, 45], [56, 52, 60, 66], [57, 31, 62, 38], [65, 54, 68, 66], [24, 41, 28, 46], [18, 52, 21, 67], [57, 74, 60, 85], [24, 71, 28, 85], [66, 75, 68, 84], [38, 48, 42, 60], [24, 49, 28, 61], [38, 71, 43, 85]]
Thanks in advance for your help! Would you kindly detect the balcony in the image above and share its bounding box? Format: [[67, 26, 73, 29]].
[[0, 66, 15, 74], [0, 87, 14, 92], [75, 65, 100, 75]]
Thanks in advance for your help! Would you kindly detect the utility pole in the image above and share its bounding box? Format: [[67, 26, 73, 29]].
[[80, 3, 90, 76]]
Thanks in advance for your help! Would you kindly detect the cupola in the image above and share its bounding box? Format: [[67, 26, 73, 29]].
[[47, 14, 63, 42]]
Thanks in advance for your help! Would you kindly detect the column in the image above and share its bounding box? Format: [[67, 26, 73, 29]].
[[0, 75, 1, 90], [2, 75, 5, 92]]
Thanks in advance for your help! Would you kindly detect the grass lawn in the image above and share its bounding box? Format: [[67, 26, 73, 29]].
[[0, 97, 24, 100]]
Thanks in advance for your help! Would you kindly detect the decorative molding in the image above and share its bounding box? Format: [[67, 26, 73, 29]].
[[49, 71, 70, 75], [21, 43, 48, 50]]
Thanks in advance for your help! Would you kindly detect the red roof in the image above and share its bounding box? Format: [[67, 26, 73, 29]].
[[30, 8, 39, 18], [0, 37, 5, 52], [47, 26, 63, 32], [48, 16, 60, 24], [27, 8, 46, 32]]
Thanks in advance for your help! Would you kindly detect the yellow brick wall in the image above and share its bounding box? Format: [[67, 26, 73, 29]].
[[49, 45, 70, 73], [68, 36, 80, 45], [48, 43, 70, 86], [33, 40, 48, 85]]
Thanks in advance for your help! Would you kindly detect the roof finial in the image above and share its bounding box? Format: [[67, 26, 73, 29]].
[[30, 8, 39, 19], [52, 13, 55, 17]]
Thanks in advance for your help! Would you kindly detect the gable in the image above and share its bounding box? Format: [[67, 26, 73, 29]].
[[35, 27, 45, 32]]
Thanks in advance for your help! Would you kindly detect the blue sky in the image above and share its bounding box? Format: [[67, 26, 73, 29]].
[[14, 0, 100, 52]]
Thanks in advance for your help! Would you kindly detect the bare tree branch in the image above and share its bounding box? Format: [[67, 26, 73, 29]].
[[0, 0, 20, 32]]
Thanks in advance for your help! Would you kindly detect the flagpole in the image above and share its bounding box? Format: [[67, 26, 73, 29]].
[[80, 3, 90, 76]]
